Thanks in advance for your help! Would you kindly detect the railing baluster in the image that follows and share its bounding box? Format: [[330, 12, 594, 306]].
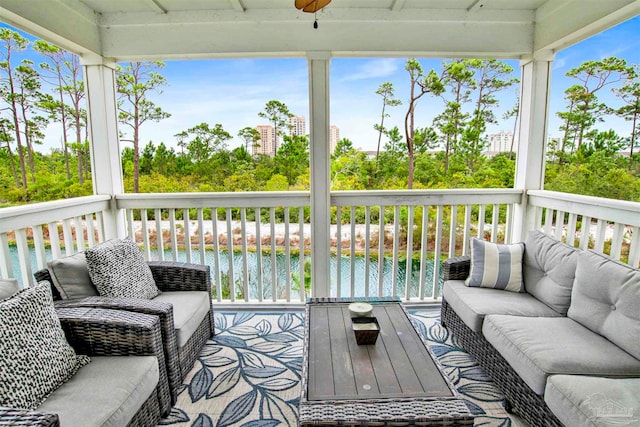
[[284, 207, 291, 302], [419, 205, 429, 300], [628, 226, 640, 268], [270, 207, 277, 302], [74, 216, 85, 250], [212, 208, 222, 302], [405, 205, 414, 301], [241, 208, 249, 302], [594, 219, 607, 253], [95, 212, 105, 242], [543, 208, 553, 236], [477, 205, 486, 239], [580, 216, 592, 250], [392, 205, 400, 299], [463, 205, 471, 254], [299, 207, 305, 302], [86, 214, 96, 247], [141, 209, 151, 261], [350, 206, 356, 298], [197, 209, 205, 265], [62, 219, 74, 256], [336, 207, 342, 298], [566, 213, 578, 247], [33, 225, 47, 270], [0, 233, 13, 279], [555, 210, 565, 241], [226, 208, 235, 302], [184, 209, 192, 264], [48, 222, 62, 259], [433, 206, 444, 299], [155, 208, 165, 261], [255, 208, 263, 302], [126, 209, 135, 241], [449, 204, 457, 256], [364, 206, 371, 298], [610, 223, 625, 261], [505, 204, 514, 244], [491, 205, 499, 243], [15, 229, 32, 287], [169, 208, 178, 261], [377, 205, 385, 297]]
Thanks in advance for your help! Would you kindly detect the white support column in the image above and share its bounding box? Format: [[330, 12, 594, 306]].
[[83, 57, 126, 240], [512, 53, 553, 243], [308, 52, 331, 298]]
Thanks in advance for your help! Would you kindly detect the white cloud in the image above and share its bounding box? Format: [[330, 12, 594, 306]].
[[339, 58, 402, 82]]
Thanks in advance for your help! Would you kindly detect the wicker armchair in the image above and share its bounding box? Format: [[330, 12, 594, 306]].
[[440, 256, 563, 427], [0, 307, 170, 427], [35, 261, 214, 402]]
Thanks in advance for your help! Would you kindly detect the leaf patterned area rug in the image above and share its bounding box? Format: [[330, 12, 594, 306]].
[[160, 309, 525, 427]]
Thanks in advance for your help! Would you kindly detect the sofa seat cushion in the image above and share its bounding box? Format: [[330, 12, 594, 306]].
[[153, 291, 210, 347], [568, 250, 640, 360], [523, 230, 580, 315], [37, 356, 159, 427], [443, 280, 561, 332], [545, 375, 640, 427], [482, 315, 640, 395]]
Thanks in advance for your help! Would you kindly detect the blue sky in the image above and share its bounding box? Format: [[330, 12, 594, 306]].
[[3, 15, 639, 153]]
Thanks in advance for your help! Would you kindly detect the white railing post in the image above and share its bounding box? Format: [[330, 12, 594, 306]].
[[83, 57, 126, 240], [308, 52, 331, 298], [512, 53, 553, 243]]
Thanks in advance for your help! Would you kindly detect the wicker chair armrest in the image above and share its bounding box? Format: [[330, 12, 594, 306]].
[[443, 255, 471, 281], [0, 407, 59, 426], [55, 307, 171, 414], [54, 297, 180, 401], [147, 261, 211, 294]]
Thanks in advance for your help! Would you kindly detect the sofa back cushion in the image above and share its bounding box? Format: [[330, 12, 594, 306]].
[[47, 252, 99, 300], [0, 279, 20, 300], [568, 250, 640, 360], [523, 230, 579, 315]]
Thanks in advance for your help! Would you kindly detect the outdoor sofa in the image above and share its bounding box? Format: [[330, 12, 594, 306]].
[[34, 239, 214, 402], [0, 280, 171, 427], [440, 230, 640, 427]]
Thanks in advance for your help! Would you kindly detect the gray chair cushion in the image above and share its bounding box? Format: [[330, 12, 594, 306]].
[[523, 230, 580, 315], [568, 250, 640, 360], [0, 279, 20, 300], [47, 252, 98, 299], [443, 280, 561, 333], [482, 315, 640, 395], [545, 375, 640, 427], [0, 282, 90, 410], [153, 291, 210, 347], [465, 238, 525, 292], [86, 239, 160, 300], [37, 356, 159, 427]]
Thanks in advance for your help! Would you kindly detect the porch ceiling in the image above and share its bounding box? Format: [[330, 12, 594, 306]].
[[0, 0, 638, 62]]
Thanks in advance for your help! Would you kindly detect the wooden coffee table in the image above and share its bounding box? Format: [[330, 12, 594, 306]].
[[299, 298, 474, 426]]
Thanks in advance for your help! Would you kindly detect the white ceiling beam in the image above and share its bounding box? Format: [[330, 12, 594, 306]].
[[0, 0, 101, 55], [534, 0, 640, 54]]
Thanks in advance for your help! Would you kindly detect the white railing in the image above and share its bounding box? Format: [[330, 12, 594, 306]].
[[528, 190, 640, 268], [0, 195, 111, 285]]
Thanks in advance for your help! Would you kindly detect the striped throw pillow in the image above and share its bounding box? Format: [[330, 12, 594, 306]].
[[465, 238, 525, 292]]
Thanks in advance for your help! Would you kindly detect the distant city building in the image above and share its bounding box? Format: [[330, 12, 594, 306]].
[[254, 125, 275, 156], [289, 115, 306, 137], [488, 130, 515, 152], [330, 125, 340, 153]]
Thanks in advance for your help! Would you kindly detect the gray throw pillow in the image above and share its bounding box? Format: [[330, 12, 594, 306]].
[[0, 281, 90, 410], [47, 252, 99, 299], [465, 238, 525, 292], [85, 238, 160, 299], [0, 279, 20, 300]]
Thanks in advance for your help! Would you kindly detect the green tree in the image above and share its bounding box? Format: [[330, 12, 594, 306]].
[[258, 100, 292, 156], [374, 82, 401, 176], [403, 59, 444, 188], [116, 61, 171, 193], [613, 65, 640, 169], [238, 126, 261, 153], [176, 122, 232, 178], [275, 134, 309, 185], [332, 137, 354, 159]]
